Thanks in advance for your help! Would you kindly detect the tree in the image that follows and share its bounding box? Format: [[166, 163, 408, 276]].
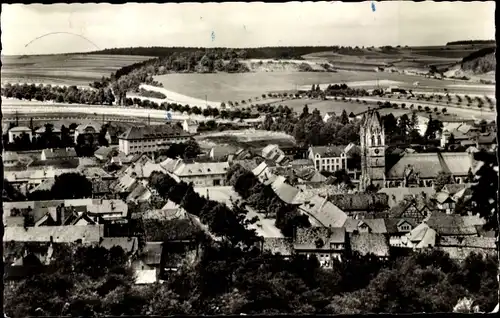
[[51, 173, 92, 199], [470, 150, 498, 232], [184, 140, 201, 159], [434, 171, 453, 191], [340, 110, 349, 125]]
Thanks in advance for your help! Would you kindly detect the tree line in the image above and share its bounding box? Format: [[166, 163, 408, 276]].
[[1, 83, 115, 105]]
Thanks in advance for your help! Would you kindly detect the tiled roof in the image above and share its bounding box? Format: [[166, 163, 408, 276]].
[[384, 218, 418, 234], [252, 162, 277, 185], [100, 237, 138, 254], [406, 223, 437, 248], [3, 225, 104, 243], [271, 176, 302, 205], [173, 161, 229, 177], [75, 122, 101, 134], [299, 195, 348, 228], [378, 187, 436, 208], [328, 193, 388, 212], [343, 218, 387, 233], [425, 212, 478, 236], [211, 145, 238, 159], [3, 151, 20, 162], [9, 126, 31, 132], [262, 237, 294, 256], [126, 183, 152, 203], [344, 143, 361, 157], [94, 146, 117, 159], [41, 148, 77, 160], [78, 166, 112, 179], [29, 178, 55, 193], [439, 236, 496, 249], [349, 233, 390, 257], [387, 152, 476, 179], [310, 146, 345, 157], [441, 183, 470, 195], [159, 158, 184, 173], [294, 227, 346, 250], [119, 124, 190, 140]]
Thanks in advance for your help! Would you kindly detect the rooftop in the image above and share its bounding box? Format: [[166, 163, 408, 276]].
[[310, 145, 345, 157], [294, 226, 346, 250], [343, 218, 387, 233], [3, 225, 104, 243], [328, 193, 388, 212], [173, 161, 229, 177], [349, 233, 390, 257], [119, 124, 190, 140], [299, 195, 347, 228]]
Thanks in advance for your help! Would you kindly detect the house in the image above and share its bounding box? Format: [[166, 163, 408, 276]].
[[348, 233, 390, 259], [8, 126, 32, 143], [260, 237, 294, 259], [262, 144, 286, 164], [3, 151, 22, 168], [308, 146, 347, 173], [328, 193, 389, 218], [3, 241, 54, 281], [404, 223, 438, 249], [172, 161, 229, 187], [78, 166, 113, 181], [252, 161, 277, 185], [424, 211, 479, 237], [209, 145, 239, 161], [386, 152, 478, 187], [182, 119, 199, 134], [270, 176, 303, 205], [437, 236, 497, 261], [378, 187, 436, 208], [3, 225, 104, 244], [118, 124, 191, 155], [4, 166, 78, 193], [323, 112, 336, 123], [299, 195, 348, 228], [94, 146, 118, 161], [126, 183, 153, 203], [343, 218, 387, 234], [387, 194, 436, 223], [434, 192, 457, 214], [133, 242, 163, 284], [91, 179, 115, 199], [384, 218, 418, 247], [74, 122, 102, 144], [35, 125, 61, 137], [40, 148, 77, 161], [294, 227, 347, 266]]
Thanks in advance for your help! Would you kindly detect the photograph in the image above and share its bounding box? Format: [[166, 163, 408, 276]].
[[1, 1, 498, 316]]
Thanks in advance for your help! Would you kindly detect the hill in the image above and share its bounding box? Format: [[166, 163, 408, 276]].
[[460, 47, 496, 74], [446, 40, 495, 46]]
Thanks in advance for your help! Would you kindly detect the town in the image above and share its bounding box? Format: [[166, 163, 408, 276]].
[[1, 2, 498, 317]]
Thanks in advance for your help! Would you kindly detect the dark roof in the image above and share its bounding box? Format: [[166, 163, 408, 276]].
[[329, 193, 388, 212], [343, 218, 387, 233], [92, 179, 115, 195], [100, 237, 138, 254], [141, 242, 163, 265], [349, 233, 390, 257], [310, 146, 345, 157], [425, 211, 478, 236], [294, 227, 346, 250], [119, 124, 191, 140], [262, 237, 294, 256], [384, 218, 418, 234]]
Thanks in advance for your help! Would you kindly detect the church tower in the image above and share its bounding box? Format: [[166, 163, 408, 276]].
[[360, 109, 386, 190]]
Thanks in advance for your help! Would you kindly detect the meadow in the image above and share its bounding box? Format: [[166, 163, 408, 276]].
[[1, 54, 152, 86]]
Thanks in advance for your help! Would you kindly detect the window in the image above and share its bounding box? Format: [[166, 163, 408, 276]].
[[371, 135, 375, 146], [377, 135, 382, 145]]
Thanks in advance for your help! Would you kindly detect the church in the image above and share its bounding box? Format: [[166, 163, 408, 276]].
[[359, 109, 478, 190]]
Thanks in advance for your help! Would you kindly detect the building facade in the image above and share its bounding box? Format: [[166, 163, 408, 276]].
[[360, 110, 386, 190], [118, 124, 191, 155], [308, 146, 347, 173]]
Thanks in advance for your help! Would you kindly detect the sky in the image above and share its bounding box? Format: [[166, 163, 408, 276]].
[[1, 1, 496, 55]]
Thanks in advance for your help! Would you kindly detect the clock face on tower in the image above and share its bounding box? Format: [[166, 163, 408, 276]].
[[374, 149, 380, 155]]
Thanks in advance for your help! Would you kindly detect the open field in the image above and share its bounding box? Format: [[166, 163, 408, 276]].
[[303, 44, 495, 70], [155, 70, 495, 104], [1, 54, 153, 86], [196, 129, 296, 150]]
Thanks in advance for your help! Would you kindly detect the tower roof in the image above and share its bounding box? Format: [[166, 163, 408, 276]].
[[361, 109, 383, 131]]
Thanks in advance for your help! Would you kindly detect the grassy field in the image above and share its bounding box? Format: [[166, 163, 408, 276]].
[[1, 54, 152, 86]]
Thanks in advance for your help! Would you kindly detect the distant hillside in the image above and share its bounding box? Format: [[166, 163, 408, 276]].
[[460, 47, 496, 74], [89, 46, 339, 59], [446, 40, 495, 46]]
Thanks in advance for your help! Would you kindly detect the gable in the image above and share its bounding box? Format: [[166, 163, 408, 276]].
[[400, 202, 425, 219]]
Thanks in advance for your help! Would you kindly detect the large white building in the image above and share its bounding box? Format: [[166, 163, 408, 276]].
[[118, 124, 191, 155], [308, 146, 347, 173], [172, 161, 229, 187], [8, 126, 32, 143]]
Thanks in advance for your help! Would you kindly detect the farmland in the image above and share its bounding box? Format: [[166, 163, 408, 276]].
[[154, 70, 494, 105], [196, 129, 296, 150], [1, 54, 153, 87]]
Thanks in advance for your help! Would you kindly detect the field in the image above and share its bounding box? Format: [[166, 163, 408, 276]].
[[1, 54, 153, 86], [302, 44, 495, 70], [155, 70, 495, 105], [196, 129, 296, 150]]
